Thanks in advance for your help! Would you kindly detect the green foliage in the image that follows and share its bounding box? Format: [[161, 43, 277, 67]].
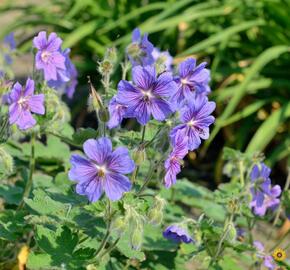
[[27, 225, 95, 269], [0, 0, 290, 269]]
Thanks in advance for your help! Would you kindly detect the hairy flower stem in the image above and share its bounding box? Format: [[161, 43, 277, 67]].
[[0, 116, 8, 141], [136, 158, 163, 196], [102, 121, 106, 137], [102, 72, 110, 101], [95, 200, 113, 258], [99, 237, 120, 259], [48, 131, 82, 148], [18, 132, 36, 209], [132, 125, 146, 184], [239, 161, 245, 187], [121, 60, 130, 80], [246, 217, 254, 245], [209, 213, 234, 267]]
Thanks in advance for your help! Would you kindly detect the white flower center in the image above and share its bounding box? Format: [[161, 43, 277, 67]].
[[18, 96, 29, 109], [41, 50, 52, 63], [96, 165, 107, 178], [187, 119, 196, 127], [181, 78, 188, 85], [141, 89, 153, 102]]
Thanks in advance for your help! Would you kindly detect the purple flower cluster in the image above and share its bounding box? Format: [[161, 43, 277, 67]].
[[7, 78, 45, 130], [33, 31, 77, 98], [250, 163, 281, 216], [107, 28, 215, 188], [163, 225, 193, 244], [69, 137, 135, 202]]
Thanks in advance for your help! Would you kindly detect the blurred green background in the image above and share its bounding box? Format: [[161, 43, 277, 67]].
[[0, 0, 289, 188]]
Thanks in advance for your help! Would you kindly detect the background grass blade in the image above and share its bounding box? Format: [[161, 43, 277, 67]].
[[203, 45, 290, 152], [246, 102, 290, 154], [178, 20, 265, 56]]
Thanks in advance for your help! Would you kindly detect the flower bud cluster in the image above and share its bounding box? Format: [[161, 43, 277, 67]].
[[123, 204, 145, 250], [147, 196, 166, 226], [0, 146, 14, 177], [98, 48, 117, 78], [41, 87, 70, 132]]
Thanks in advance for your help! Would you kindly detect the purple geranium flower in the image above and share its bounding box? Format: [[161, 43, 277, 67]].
[[164, 130, 188, 188], [163, 225, 193, 244], [107, 97, 128, 129], [4, 33, 16, 51], [116, 65, 177, 125], [171, 58, 210, 106], [170, 95, 215, 151], [1, 32, 16, 68], [48, 48, 78, 98], [254, 241, 275, 269], [250, 163, 281, 216], [126, 28, 154, 67], [152, 48, 173, 71], [33, 31, 66, 81], [69, 137, 135, 202], [7, 78, 45, 130]]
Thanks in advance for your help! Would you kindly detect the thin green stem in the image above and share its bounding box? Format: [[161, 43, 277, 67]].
[[132, 125, 146, 184], [121, 60, 130, 80], [100, 237, 120, 259], [136, 159, 163, 196], [136, 167, 155, 195], [246, 217, 254, 245], [141, 125, 146, 144], [47, 131, 82, 148], [239, 161, 245, 187], [209, 213, 234, 267], [94, 200, 113, 258], [18, 132, 36, 209], [102, 121, 106, 137], [0, 116, 8, 140]]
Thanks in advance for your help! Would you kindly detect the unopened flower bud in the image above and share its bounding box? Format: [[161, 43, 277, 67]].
[[130, 225, 143, 250], [105, 48, 117, 64], [86, 265, 98, 270], [225, 222, 237, 243], [98, 60, 113, 76], [112, 216, 127, 236], [132, 146, 146, 165], [98, 107, 109, 123], [126, 43, 141, 60], [227, 199, 239, 214], [147, 208, 163, 226], [0, 146, 14, 175], [42, 87, 70, 131], [155, 59, 167, 74], [88, 76, 104, 113], [147, 196, 166, 226]]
